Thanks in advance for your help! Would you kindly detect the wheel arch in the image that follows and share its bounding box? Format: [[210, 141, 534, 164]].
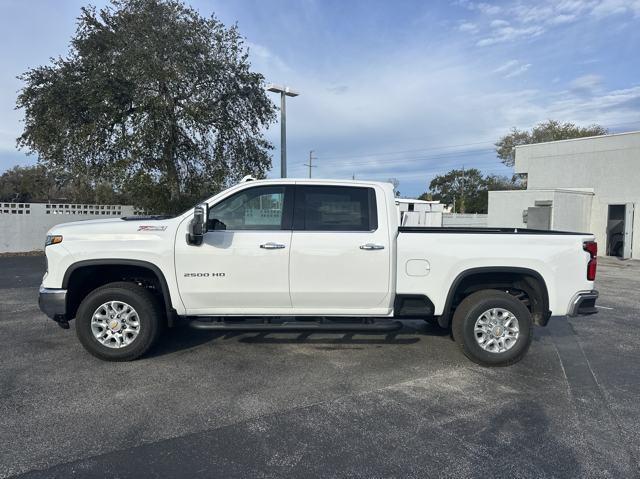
[[62, 259, 175, 325], [438, 267, 550, 328]]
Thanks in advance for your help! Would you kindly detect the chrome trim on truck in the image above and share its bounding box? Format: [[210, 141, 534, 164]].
[[567, 290, 599, 316], [38, 286, 67, 321]]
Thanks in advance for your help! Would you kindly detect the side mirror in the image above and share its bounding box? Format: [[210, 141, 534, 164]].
[[187, 203, 208, 246]]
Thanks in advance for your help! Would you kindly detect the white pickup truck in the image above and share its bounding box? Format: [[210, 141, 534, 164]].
[[39, 178, 599, 366]]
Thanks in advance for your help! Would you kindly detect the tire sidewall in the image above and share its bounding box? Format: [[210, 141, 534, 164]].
[[76, 285, 159, 361], [458, 293, 532, 366]]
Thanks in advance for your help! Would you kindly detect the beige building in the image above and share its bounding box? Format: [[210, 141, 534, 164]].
[[488, 131, 640, 259]]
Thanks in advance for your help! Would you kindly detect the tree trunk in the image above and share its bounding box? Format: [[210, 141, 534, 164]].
[[163, 123, 180, 207]]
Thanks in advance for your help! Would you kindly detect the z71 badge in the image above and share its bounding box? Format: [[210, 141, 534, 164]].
[[138, 225, 167, 232]]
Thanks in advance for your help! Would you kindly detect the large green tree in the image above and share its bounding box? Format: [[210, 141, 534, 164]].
[[16, 0, 275, 213], [495, 120, 608, 167], [419, 169, 522, 214]]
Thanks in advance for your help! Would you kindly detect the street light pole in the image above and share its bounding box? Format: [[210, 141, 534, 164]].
[[267, 84, 299, 178], [280, 92, 287, 178]]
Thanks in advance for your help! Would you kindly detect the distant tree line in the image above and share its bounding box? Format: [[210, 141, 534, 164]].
[[0, 165, 128, 204], [419, 169, 523, 214], [495, 120, 607, 167]]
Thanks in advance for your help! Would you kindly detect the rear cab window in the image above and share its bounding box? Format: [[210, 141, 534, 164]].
[[293, 185, 378, 231]]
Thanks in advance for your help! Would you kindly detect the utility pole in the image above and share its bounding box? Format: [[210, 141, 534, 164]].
[[303, 150, 317, 178], [459, 165, 466, 214]]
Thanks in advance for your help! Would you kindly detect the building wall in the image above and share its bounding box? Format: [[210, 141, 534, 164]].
[[513, 131, 640, 258], [488, 189, 593, 232], [0, 202, 139, 253]]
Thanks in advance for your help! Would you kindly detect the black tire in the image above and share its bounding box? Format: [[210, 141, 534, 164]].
[[451, 290, 532, 367], [75, 281, 164, 361]]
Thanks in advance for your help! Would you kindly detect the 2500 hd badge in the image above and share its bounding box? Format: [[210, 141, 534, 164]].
[[184, 272, 226, 277]]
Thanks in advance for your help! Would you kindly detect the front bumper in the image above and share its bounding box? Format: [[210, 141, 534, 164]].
[[38, 286, 67, 322], [568, 290, 599, 316]]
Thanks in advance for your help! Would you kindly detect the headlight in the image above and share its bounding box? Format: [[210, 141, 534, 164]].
[[45, 235, 63, 247]]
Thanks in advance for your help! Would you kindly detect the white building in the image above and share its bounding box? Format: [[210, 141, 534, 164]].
[[488, 131, 639, 259], [395, 198, 444, 226]]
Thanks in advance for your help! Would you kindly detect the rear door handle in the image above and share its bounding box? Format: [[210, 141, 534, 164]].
[[360, 243, 385, 250], [260, 242, 286, 249]]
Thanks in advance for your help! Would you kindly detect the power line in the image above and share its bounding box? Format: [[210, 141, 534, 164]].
[[316, 140, 496, 161], [314, 118, 640, 166], [318, 147, 496, 168]]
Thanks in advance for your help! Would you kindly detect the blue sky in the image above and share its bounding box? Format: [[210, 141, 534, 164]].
[[1, 0, 639, 197]]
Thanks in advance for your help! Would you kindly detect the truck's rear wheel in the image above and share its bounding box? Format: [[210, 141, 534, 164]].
[[75, 282, 163, 361], [452, 290, 532, 367]]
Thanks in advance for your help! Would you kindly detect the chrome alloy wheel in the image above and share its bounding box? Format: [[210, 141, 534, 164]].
[[91, 301, 141, 349], [474, 307, 520, 353]]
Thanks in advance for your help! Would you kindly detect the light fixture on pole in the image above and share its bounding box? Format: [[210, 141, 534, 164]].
[[267, 84, 299, 178]]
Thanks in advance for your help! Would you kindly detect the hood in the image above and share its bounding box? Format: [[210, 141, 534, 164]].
[[47, 216, 177, 239]]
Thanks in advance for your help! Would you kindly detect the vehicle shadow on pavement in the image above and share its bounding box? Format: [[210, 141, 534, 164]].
[[147, 321, 447, 357]]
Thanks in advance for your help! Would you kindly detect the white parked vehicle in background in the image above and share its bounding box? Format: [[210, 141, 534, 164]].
[[39, 178, 599, 366]]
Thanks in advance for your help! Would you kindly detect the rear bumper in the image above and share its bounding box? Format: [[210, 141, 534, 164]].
[[38, 286, 67, 321], [567, 290, 599, 316]]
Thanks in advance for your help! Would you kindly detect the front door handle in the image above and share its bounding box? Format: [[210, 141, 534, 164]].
[[360, 243, 385, 250], [260, 242, 286, 249]]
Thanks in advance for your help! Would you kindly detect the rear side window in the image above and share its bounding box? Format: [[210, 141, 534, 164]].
[[294, 186, 378, 231]]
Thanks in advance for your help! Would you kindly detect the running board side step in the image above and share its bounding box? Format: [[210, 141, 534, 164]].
[[189, 320, 403, 332]]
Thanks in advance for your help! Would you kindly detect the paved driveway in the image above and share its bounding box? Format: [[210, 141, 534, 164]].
[[1, 256, 638, 478]]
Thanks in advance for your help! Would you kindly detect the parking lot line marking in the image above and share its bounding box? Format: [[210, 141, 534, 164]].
[[596, 305, 614, 310]]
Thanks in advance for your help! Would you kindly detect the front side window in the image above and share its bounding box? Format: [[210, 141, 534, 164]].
[[295, 186, 377, 231], [208, 186, 288, 230]]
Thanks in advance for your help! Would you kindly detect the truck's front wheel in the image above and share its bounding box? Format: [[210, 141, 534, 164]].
[[75, 282, 163, 361], [452, 290, 532, 367]]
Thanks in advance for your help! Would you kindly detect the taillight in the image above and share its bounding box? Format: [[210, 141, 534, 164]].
[[583, 241, 597, 281]]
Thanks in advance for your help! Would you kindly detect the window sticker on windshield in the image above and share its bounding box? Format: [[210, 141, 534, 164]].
[[137, 225, 167, 232]]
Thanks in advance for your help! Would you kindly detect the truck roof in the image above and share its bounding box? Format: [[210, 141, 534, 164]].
[[237, 177, 395, 188]]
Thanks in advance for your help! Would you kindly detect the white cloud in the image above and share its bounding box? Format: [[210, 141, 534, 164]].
[[505, 63, 532, 78], [457, 0, 640, 47], [458, 1, 502, 15], [490, 19, 510, 27], [570, 74, 603, 95], [493, 60, 532, 78], [590, 0, 640, 18], [493, 60, 519, 73], [245, 41, 291, 74], [547, 13, 578, 24], [458, 22, 478, 33], [477, 25, 545, 46], [512, 5, 556, 23], [475, 2, 502, 15]]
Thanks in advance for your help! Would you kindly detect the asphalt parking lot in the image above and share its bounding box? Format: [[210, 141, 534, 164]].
[[1, 256, 639, 478]]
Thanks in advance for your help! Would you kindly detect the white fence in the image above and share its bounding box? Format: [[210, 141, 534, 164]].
[[0, 202, 143, 253], [442, 213, 488, 227]]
